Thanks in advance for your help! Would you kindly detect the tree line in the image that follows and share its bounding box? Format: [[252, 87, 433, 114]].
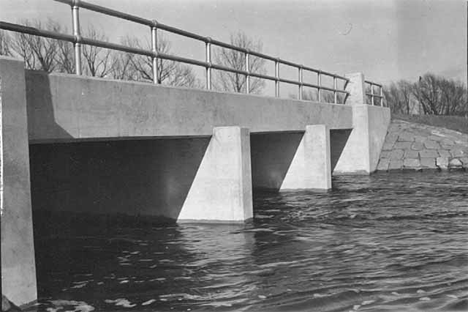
[[0, 19, 266, 94], [384, 74, 467, 116]]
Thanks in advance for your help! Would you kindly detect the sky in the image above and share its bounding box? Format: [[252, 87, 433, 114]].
[[0, 0, 466, 91]]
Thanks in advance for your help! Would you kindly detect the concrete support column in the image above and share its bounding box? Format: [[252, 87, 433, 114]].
[[178, 126, 253, 222], [281, 125, 331, 190], [1, 57, 37, 305], [333, 105, 391, 174], [345, 72, 366, 105]]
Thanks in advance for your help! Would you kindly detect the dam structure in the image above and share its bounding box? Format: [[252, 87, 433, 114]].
[[1, 0, 390, 307]]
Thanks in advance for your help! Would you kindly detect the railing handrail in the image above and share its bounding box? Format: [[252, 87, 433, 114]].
[[0, 0, 361, 103], [364, 80, 385, 106]]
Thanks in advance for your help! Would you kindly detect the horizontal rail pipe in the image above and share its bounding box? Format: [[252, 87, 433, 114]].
[[0, 21, 75, 42], [55, 0, 154, 26], [365, 80, 384, 106]]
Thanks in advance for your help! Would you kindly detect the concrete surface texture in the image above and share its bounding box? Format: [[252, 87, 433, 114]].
[[377, 119, 468, 171], [178, 127, 253, 222], [25, 70, 354, 143], [281, 125, 332, 190], [333, 105, 391, 174], [0, 57, 37, 306], [345, 73, 366, 106]]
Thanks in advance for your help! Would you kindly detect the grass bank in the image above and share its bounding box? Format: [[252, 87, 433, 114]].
[[392, 114, 468, 135]]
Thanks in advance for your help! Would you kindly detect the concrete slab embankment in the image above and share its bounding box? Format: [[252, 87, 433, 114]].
[[377, 119, 468, 171]]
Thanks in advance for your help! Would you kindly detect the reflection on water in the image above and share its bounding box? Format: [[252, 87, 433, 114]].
[[30, 171, 467, 312]]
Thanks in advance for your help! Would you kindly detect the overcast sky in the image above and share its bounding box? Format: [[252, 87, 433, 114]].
[[1, 0, 466, 90]]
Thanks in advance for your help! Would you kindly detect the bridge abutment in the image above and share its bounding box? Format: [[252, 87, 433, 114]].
[[333, 107, 391, 174]]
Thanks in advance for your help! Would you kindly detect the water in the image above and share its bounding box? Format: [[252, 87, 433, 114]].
[[29, 171, 467, 312]]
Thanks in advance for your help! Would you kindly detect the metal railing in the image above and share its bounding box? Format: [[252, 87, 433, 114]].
[[365, 80, 385, 106], [0, 0, 354, 103]]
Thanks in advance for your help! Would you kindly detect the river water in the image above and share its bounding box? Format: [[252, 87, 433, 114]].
[[29, 171, 467, 312]]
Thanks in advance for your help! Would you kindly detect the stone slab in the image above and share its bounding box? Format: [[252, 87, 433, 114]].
[[438, 149, 451, 158], [419, 149, 439, 158], [389, 160, 404, 170], [404, 150, 419, 159], [424, 140, 441, 149], [394, 141, 412, 149], [420, 157, 437, 168], [398, 132, 415, 142], [436, 157, 449, 169], [390, 149, 405, 160], [449, 158, 463, 168], [382, 142, 395, 151], [411, 142, 424, 151], [450, 149, 466, 158], [404, 158, 420, 168], [376, 158, 390, 171]]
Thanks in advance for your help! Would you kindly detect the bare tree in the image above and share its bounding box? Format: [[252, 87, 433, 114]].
[[109, 51, 135, 80], [82, 25, 114, 78], [115, 35, 198, 87], [384, 80, 414, 114], [0, 30, 12, 56], [412, 73, 467, 115], [56, 40, 75, 74], [9, 19, 63, 72], [387, 73, 467, 116], [213, 31, 266, 94]]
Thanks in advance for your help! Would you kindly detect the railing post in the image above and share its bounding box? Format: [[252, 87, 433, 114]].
[[245, 50, 250, 94], [205, 37, 212, 90], [344, 73, 366, 105], [370, 84, 375, 106], [298, 66, 303, 100], [71, 0, 82, 75], [317, 71, 321, 102], [380, 86, 384, 107], [333, 76, 338, 104], [275, 58, 280, 97], [151, 21, 159, 84]]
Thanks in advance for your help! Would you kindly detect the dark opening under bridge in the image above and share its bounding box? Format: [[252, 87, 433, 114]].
[[1, 0, 390, 307]]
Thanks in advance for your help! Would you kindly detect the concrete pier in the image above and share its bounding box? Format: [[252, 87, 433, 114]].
[[281, 125, 331, 190], [179, 127, 253, 222]]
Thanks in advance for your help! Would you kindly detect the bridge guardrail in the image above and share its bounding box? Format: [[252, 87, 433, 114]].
[[365, 80, 385, 107], [0, 0, 385, 105]]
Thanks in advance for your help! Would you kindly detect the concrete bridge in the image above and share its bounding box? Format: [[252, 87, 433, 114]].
[[1, 56, 390, 305]]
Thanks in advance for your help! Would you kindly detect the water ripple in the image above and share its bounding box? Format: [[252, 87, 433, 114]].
[[29, 171, 467, 312]]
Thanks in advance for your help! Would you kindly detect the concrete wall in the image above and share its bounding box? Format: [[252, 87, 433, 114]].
[[25, 70, 353, 143], [1, 58, 37, 306], [333, 105, 391, 174]]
